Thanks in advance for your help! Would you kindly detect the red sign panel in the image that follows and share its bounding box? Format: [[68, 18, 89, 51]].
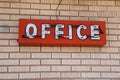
[[18, 19, 106, 46]]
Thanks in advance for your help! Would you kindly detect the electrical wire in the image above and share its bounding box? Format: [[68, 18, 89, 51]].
[[56, 0, 63, 20]]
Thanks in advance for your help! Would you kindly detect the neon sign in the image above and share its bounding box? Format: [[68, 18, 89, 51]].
[[18, 19, 106, 46]]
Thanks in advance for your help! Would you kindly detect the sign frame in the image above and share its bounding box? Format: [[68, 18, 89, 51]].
[[18, 19, 106, 46]]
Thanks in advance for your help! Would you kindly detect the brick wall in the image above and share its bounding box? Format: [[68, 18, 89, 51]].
[[0, 0, 120, 80]]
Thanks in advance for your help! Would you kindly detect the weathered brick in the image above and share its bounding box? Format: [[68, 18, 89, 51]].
[[0, 27, 9, 32], [81, 47, 100, 52], [0, 0, 19, 2], [51, 16, 69, 20], [62, 46, 80, 52], [98, 12, 116, 17], [100, 47, 118, 52], [8, 66, 29, 72], [32, 53, 51, 58], [1, 26, 9, 33], [106, 24, 118, 29], [110, 41, 120, 47], [111, 66, 120, 71], [61, 0, 78, 4], [72, 53, 90, 58], [92, 66, 110, 71], [79, 12, 97, 17], [116, 1, 120, 6], [20, 46, 40, 52], [0, 33, 18, 39], [10, 53, 30, 58], [89, 6, 107, 11], [0, 67, 7, 72], [0, 2, 10, 7], [104, 41, 110, 47], [106, 29, 110, 35], [0, 60, 19, 65], [41, 72, 60, 78], [91, 53, 110, 59], [0, 73, 18, 79], [20, 9, 39, 15], [111, 54, 120, 59], [0, 47, 19, 52], [62, 59, 80, 65], [119, 36, 120, 40], [52, 66, 71, 71], [98, 1, 115, 6], [20, 60, 40, 65], [70, 16, 88, 20], [79, 0, 97, 5], [107, 35, 117, 40], [72, 66, 90, 71], [51, 16, 58, 20], [19, 73, 40, 79], [109, 30, 120, 35], [89, 17, 107, 22], [41, 59, 61, 65], [117, 12, 120, 17], [0, 8, 19, 14], [31, 4, 50, 9], [0, 21, 18, 26], [52, 53, 71, 58], [0, 14, 9, 20], [10, 15, 30, 20], [31, 66, 50, 71], [60, 11, 78, 16], [41, 46, 60, 52], [82, 60, 100, 65], [21, 0, 40, 3], [31, 15, 50, 19], [82, 73, 100, 78], [11, 3, 30, 8], [70, 5, 88, 10], [102, 73, 120, 78], [108, 7, 120, 12], [108, 18, 120, 23], [41, 0, 60, 4], [0, 40, 9, 45], [61, 72, 80, 78], [51, 5, 69, 10], [101, 60, 119, 65], [40, 10, 57, 16], [10, 40, 18, 45], [10, 27, 18, 32], [0, 53, 8, 58]]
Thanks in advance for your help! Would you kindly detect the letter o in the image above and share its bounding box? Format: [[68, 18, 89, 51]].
[[26, 23, 37, 39]]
